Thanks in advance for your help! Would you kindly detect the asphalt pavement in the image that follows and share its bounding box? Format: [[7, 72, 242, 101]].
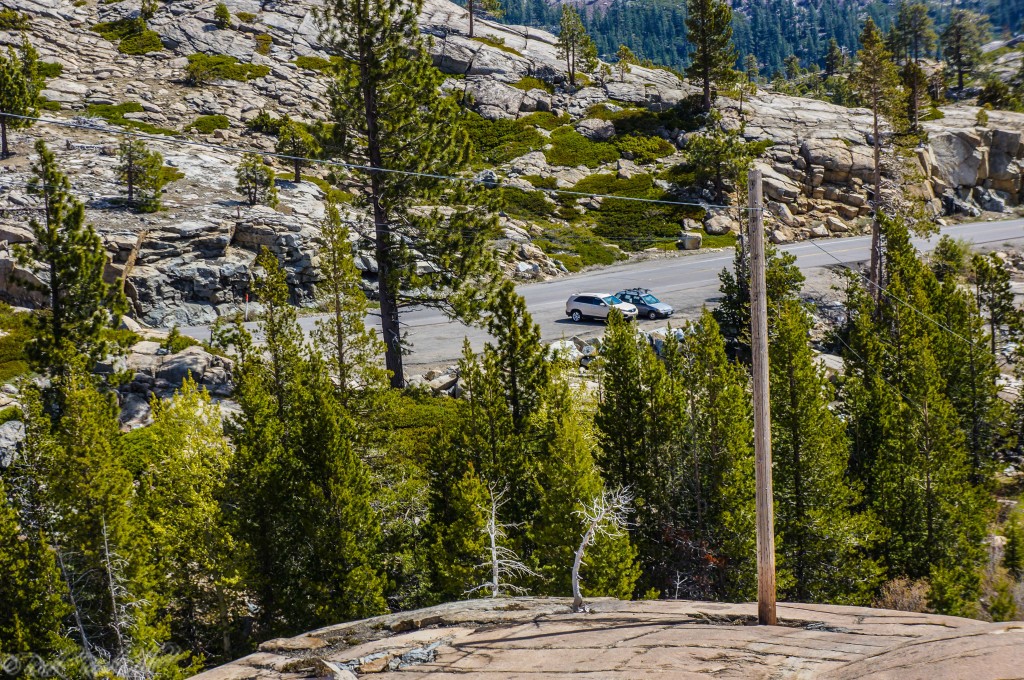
[[182, 217, 1024, 372]]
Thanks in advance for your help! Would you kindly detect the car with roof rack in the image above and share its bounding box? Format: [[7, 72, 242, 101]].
[[615, 288, 674, 320], [565, 292, 638, 322]]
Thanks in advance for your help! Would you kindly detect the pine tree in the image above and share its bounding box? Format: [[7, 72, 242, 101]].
[[667, 311, 756, 600], [972, 253, 1019, 358], [466, 0, 502, 38], [0, 477, 72, 664], [1004, 512, 1024, 580], [426, 467, 489, 602], [902, 60, 930, 133], [941, 10, 989, 92], [320, 0, 499, 387], [714, 238, 804, 360], [18, 370, 165, 664], [769, 301, 881, 604], [214, 2, 231, 29], [529, 368, 640, 600], [0, 41, 36, 158], [131, 377, 241, 662], [313, 200, 388, 412], [615, 44, 637, 82], [557, 5, 598, 88], [894, 1, 936, 63], [275, 119, 320, 183], [685, 0, 737, 113], [851, 18, 901, 299], [743, 53, 760, 83], [227, 250, 386, 636], [116, 138, 168, 212], [482, 281, 547, 432], [594, 311, 670, 526], [824, 38, 845, 77], [684, 114, 766, 204], [235, 152, 278, 207], [14, 141, 125, 380]]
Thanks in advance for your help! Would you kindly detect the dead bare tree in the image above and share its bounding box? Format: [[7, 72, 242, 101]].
[[467, 485, 539, 599], [571, 487, 633, 613]]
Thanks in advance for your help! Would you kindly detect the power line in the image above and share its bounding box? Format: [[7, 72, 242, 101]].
[[2, 112, 757, 212]]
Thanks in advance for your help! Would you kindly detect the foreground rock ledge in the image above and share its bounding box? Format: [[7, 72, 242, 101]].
[[192, 597, 1024, 679]]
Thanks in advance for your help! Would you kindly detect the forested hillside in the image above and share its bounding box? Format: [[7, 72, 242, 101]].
[[498, 0, 1024, 74]]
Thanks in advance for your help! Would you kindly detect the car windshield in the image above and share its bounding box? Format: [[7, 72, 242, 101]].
[[604, 295, 623, 305], [641, 294, 660, 304]]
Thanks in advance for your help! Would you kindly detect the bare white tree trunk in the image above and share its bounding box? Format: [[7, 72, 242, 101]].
[[570, 488, 632, 613]]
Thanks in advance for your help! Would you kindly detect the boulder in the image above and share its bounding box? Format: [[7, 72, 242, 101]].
[[156, 346, 213, 385], [770, 227, 795, 244], [930, 130, 987, 188], [809, 224, 830, 238], [825, 216, 850, 233], [704, 214, 738, 236], [0, 420, 24, 468], [575, 118, 616, 142], [677, 232, 702, 250]]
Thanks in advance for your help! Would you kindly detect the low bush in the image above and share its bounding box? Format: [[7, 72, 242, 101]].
[[236, 11, 257, 23], [160, 165, 186, 184], [511, 76, 554, 94], [245, 109, 284, 134], [521, 174, 557, 189], [101, 328, 142, 349], [501, 187, 557, 220], [295, 55, 342, 72], [0, 304, 31, 383], [586, 97, 704, 136], [472, 36, 523, 57], [533, 224, 626, 272], [162, 326, 200, 354], [463, 111, 546, 165], [0, 405, 20, 424], [568, 172, 703, 248], [0, 8, 30, 30], [38, 97, 61, 111], [37, 62, 63, 78], [188, 114, 230, 134], [186, 53, 270, 85], [544, 126, 619, 168], [86, 102, 178, 136], [254, 33, 273, 55], [92, 17, 146, 41], [119, 30, 164, 54], [613, 134, 676, 164], [518, 111, 570, 130]]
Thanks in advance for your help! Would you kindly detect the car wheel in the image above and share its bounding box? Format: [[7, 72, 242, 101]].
[[648, 311, 657, 320], [571, 310, 582, 322]]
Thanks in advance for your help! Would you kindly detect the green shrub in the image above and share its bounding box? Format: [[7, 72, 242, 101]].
[[246, 109, 284, 134], [0, 9, 30, 30], [255, 33, 273, 55], [501, 187, 557, 220], [518, 111, 570, 130], [295, 55, 342, 72], [214, 2, 231, 29], [86, 102, 178, 136], [921, 106, 945, 121], [511, 76, 554, 94], [38, 62, 63, 78], [236, 11, 257, 23], [38, 97, 61, 111], [472, 36, 523, 57], [119, 30, 164, 54], [0, 405, 20, 425], [188, 114, 230, 134], [101, 328, 142, 349], [586, 98, 704, 136], [160, 165, 185, 184], [186, 53, 270, 85], [573, 73, 592, 88], [463, 112, 546, 165], [568, 173, 703, 248], [613, 134, 676, 164], [162, 326, 200, 354], [522, 174, 557, 189], [92, 17, 146, 41], [544, 127, 619, 168], [0, 304, 31, 383], [534, 224, 626, 272]]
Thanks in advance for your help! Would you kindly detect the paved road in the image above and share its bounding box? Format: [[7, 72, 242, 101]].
[[183, 218, 1024, 372]]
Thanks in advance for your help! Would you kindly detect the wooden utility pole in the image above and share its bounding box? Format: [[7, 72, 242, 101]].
[[748, 169, 777, 626]]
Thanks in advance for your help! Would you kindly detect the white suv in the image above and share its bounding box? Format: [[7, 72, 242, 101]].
[[565, 293, 638, 322]]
